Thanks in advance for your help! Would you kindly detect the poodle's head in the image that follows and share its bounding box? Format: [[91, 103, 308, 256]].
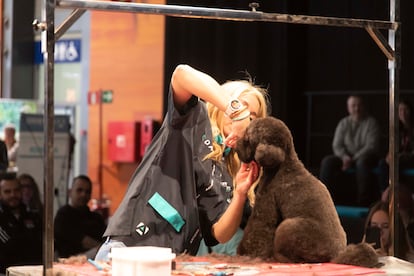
[[235, 117, 294, 168]]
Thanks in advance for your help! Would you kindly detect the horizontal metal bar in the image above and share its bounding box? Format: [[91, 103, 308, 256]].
[[56, 0, 398, 30]]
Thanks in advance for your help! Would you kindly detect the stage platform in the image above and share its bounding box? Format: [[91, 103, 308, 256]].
[[6, 255, 414, 275]]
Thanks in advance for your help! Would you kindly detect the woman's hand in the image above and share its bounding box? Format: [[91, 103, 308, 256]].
[[234, 161, 259, 197], [224, 116, 250, 148]]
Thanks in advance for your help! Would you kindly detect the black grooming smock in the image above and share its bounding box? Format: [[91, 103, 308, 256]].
[[103, 87, 232, 255]]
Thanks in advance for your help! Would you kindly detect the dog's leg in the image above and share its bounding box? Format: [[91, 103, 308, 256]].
[[238, 187, 279, 260], [273, 217, 339, 263]]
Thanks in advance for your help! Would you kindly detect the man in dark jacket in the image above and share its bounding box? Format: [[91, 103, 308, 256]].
[[54, 175, 106, 258], [0, 174, 42, 273]]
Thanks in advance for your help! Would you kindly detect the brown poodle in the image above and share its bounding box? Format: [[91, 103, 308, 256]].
[[236, 117, 378, 267]]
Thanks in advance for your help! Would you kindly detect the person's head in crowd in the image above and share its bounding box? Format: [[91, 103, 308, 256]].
[[381, 182, 414, 229], [17, 173, 43, 213], [347, 95, 366, 122], [364, 200, 413, 260], [364, 201, 390, 256], [0, 174, 21, 211], [69, 175, 92, 209], [4, 124, 16, 145], [399, 98, 413, 127]]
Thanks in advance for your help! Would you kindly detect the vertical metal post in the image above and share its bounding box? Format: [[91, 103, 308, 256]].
[[2, 0, 12, 98], [99, 90, 103, 200], [43, 0, 55, 273], [388, 0, 400, 258], [0, 0, 3, 97]]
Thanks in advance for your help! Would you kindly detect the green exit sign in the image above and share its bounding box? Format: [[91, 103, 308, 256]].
[[102, 90, 113, 103]]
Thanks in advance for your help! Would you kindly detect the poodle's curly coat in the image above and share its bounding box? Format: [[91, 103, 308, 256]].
[[236, 117, 378, 267]]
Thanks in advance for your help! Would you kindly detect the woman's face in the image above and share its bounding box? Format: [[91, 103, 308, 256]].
[[399, 102, 411, 125], [20, 181, 34, 204], [223, 93, 261, 137], [370, 210, 390, 248]]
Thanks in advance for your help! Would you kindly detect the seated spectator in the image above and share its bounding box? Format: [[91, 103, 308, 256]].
[[4, 124, 18, 166], [17, 173, 43, 215], [362, 200, 414, 262], [319, 95, 381, 207], [378, 99, 414, 192], [0, 174, 42, 273], [381, 181, 414, 249], [54, 175, 106, 259]]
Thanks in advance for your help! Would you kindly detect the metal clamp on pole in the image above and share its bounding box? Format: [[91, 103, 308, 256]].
[[248, 2, 260, 12], [32, 19, 47, 32]]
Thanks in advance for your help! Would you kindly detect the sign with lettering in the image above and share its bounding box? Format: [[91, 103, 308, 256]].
[[34, 39, 81, 64], [88, 90, 114, 105]]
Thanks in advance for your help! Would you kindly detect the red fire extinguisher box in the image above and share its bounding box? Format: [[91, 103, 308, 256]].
[[139, 117, 161, 157], [107, 119, 161, 162], [107, 121, 141, 162]]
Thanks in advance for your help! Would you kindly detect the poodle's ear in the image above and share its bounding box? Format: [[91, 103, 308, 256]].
[[254, 143, 285, 168]]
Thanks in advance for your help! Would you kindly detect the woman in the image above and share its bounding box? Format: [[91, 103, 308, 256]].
[[17, 173, 43, 215], [378, 99, 414, 192], [95, 64, 270, 261], [363, 200, 414, 262]]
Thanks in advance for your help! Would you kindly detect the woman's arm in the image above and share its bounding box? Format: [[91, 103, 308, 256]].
[[171, 64, 229, 111], [171, 64, 250, 146], [212, 162, 259, 243]]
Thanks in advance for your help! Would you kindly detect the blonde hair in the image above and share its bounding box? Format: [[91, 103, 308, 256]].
[[205, 79, 270, 205]]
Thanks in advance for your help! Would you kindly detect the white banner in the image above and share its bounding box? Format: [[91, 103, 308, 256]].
[[17, 113, 70, 216]]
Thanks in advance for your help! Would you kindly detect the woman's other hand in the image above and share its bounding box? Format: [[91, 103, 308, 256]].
[[234, 161, 259, 197], [212, 161, 259, 243]]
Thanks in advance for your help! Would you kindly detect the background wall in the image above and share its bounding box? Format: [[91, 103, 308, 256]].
[[87, 0, 413, 214], [164, 0, 414, 171], [88, 2, 165, 213]]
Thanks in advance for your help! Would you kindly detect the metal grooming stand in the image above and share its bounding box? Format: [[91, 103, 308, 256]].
[[35, 0, 400, 274]]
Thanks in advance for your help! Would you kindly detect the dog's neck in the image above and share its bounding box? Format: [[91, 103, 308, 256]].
[[262, 167, 278, 182]]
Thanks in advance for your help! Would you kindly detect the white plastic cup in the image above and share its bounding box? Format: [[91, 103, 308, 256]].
[[111, 246, 175, 276]]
